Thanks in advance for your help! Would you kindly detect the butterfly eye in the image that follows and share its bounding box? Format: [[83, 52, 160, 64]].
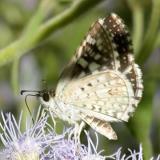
[[42, 92, 50, 102]]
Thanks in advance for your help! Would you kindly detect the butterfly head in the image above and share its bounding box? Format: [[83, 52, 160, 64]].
[[39, 89, 55, 107], [21, 89, 55, 107]]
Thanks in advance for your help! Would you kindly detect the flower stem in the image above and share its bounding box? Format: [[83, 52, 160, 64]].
[[0, 0, 104, 67], [154, 30, 160, 49], [136, 0, 160, 64], [127, 0, 144, 55]]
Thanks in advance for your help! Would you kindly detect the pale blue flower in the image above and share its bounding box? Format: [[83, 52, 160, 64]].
[[0, 110, 105, 160], [0, 111, 52, 160], [1, 109, 159, 160], [47, 130, 105, 160], [105, 145, 142, 160], [105, 144, 160, 160]]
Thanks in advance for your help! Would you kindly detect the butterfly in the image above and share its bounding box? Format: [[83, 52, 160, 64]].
[[21, 13, 143, 140]]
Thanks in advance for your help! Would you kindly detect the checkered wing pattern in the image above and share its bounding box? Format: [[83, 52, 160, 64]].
[[55, 13, 143, 139]]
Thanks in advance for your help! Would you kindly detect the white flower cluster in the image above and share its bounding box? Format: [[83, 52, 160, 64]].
[[0, 110, 105, 160], [0, 110, 159, 160]]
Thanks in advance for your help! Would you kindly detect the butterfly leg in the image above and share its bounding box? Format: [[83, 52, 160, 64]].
[[73, 122, 85, 143], [76, 121, 86, 143], [68, 121, 85, 143], [48, 108, 56, 129]]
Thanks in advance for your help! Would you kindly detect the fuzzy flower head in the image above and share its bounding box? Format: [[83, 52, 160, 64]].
[[48, 130, 105, 160], [0, 110, 51, 160], [3, 136, 40, 160], [0, 108, 106, 160], [1, 109, 160, 160]]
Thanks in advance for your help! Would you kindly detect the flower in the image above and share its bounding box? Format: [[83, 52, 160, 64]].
[[1, 108, 159, 160], [105, 145, 143, 160], [48, 130, 105, 160], [0, 109, 105, 160], [0, 110, 52, 160], [105, 144, 160, 160]]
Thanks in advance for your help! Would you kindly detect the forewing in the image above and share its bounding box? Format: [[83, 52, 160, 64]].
[[56, 13, 143, 103], [55, 13, 143, 122]]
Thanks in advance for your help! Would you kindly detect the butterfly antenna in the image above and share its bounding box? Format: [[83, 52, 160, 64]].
[[23, 92, 41, 124], [24, 94, 35, 124], [21, 90, 41, 95], [21, 90, 43, 124]]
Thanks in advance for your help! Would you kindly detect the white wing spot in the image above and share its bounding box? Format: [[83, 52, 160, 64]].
[[98, 18, 104, 25], [89, 62, 99, 72], [116, 19, 122, 25], [78, 58, 88, 68], [86, 34, 96, 44], [111, 13, 117, 19], [94, 54, 101, 60]]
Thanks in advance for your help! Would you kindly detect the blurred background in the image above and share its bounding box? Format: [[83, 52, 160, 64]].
[[0, 0, 159, 159]]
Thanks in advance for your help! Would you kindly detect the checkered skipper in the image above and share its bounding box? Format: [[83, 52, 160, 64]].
[[23, 13, 143, 140]]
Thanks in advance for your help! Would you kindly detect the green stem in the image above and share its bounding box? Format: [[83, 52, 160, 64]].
[[132, 6, 144, 55], [0, 0, 104, 67], [0, 0, 48, 67], [136, 0, 160, 64], [36, 0, 104, 41], [154, 30, 160, 49], [127, 0, 144, 55]]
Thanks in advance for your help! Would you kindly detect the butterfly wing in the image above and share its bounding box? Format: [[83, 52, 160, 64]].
[[56, 13, 143, 101], [80, 114, 117, 140], [58, 70, 139, 122], [55, 13, 143, 122]]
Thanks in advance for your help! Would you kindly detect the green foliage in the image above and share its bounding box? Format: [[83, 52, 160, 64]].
[[0, 0, 160, 159]]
